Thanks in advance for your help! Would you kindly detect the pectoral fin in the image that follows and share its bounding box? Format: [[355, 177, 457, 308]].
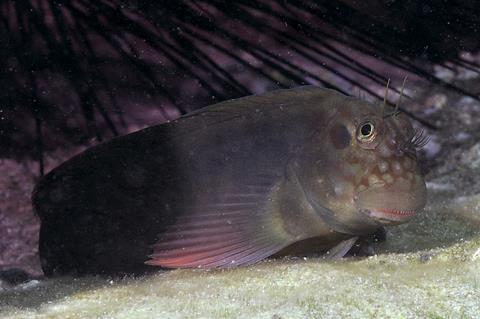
[[146, 176, 293, 268]]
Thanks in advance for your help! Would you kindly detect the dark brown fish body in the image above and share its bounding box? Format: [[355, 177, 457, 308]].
[[33, 86, 427, 275]]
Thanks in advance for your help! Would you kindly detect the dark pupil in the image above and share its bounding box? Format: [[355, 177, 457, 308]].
[[361, 123, 372, 136]]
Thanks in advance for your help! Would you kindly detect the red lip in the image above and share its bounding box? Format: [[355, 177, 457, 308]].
[[368, 208, 417, 222]]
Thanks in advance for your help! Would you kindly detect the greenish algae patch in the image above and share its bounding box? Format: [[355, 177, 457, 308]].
[[1, 189, 480, 319]]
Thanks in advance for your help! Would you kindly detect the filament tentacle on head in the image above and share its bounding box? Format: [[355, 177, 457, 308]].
[[381, 78, 391, 119], [383, 76, 408, 119], [394, 75, 408, 116]]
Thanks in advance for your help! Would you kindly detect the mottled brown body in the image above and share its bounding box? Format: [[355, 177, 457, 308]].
[[33, 86, 426, 275]]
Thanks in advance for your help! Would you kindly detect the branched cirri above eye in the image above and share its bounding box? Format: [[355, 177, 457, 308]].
[[407, 129, 430, 150]]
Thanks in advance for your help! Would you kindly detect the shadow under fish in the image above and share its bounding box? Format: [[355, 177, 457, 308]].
[[32, 86, 427, 276]]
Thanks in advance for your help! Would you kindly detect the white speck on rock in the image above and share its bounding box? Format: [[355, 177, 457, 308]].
[[426, 182, 455, 191], [19, 279, 41, 290], [472, 248, 480, 261]]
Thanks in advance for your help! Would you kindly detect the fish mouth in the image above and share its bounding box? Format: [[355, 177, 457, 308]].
[[364, 208, 417, 224], [355, 175, 426, 226]]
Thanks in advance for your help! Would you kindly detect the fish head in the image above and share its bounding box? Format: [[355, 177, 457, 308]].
[[295, 95, 427, 233]]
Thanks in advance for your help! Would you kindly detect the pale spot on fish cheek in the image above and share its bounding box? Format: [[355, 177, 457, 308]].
[[368, 174, 385, 187], [356, 184, 367, 192], [378, 144, 392, 158], [334, 183, 345, 197], [388, 139, 398, 148], [315, 178, 326, 190], [378, 160, 389, 173], [383, 174, 394, 184], [368, 175, 377, 185], [392, 161, 403, 175]]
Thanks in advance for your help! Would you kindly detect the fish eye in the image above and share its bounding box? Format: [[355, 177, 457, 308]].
[[357, 121, 376, 142]]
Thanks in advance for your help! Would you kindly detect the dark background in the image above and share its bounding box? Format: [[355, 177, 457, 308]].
[[2, 0, 480, 174]]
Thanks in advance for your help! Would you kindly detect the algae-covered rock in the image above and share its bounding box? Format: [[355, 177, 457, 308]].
[[1, 185, 479, 319]]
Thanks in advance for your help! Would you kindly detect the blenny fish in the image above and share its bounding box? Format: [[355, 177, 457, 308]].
[[33, 86, 427, 275]]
